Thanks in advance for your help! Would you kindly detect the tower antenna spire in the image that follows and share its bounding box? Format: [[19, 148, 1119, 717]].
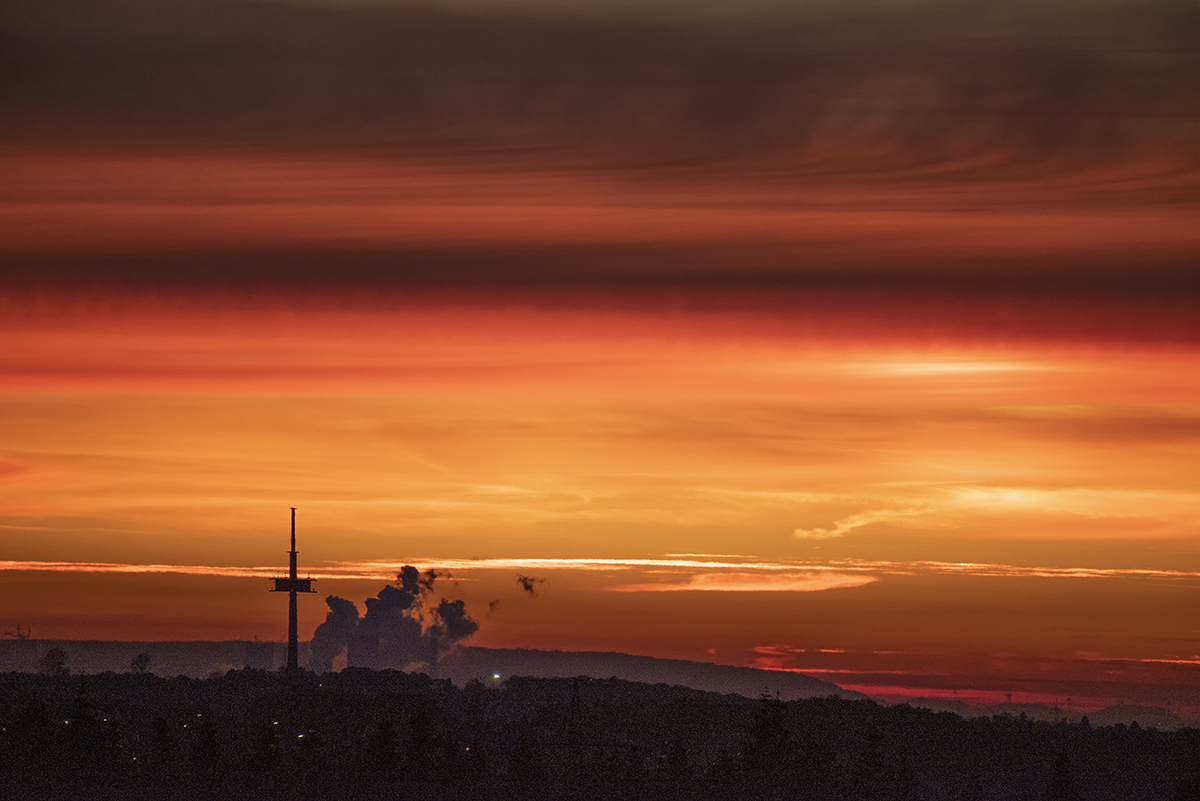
[[271, 507, 315, 671]]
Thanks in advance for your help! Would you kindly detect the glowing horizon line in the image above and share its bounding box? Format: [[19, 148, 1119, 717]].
[[834, 684, 1132, 712], [2, 556, 1197, 583], [0, 561, 397, 581]]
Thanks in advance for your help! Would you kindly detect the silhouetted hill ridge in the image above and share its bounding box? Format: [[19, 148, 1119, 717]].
[[5, 640, 1194, 729], [0, 638, 859, 700], [1, 668, 1197, 800], [441, 645, 864, 701]]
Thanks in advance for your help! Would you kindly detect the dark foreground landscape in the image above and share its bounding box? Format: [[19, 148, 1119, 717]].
[[1, 669, 1197, 801]]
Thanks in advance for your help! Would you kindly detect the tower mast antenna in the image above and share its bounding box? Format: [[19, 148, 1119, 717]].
[[271, 507, 315, 670]]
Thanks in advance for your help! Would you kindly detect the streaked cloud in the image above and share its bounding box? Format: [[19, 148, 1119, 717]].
[[864, 361, 1052, 376], [0, 560, 389, 581], [826, 559, 1200, 581], [949, 486, 1200, 521], [749, 646, 1200, 718], [610, 571, 877, 593], [5, 557, 1197, 583], [793, 485, 1200, 540], [794, 507, 935, 539]]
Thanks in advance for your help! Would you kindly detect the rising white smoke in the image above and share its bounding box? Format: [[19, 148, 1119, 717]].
[[309, 565, 479, 673]]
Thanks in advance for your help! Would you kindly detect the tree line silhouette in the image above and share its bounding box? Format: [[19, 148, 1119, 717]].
[[0, 668, 1196, 800]]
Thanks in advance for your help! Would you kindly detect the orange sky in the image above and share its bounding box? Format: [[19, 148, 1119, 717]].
[[1, 0, 1198, 716], [1, 275, 1197, 714]]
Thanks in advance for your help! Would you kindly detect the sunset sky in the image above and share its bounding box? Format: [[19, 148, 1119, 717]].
[[1, 0, 1197, 716]]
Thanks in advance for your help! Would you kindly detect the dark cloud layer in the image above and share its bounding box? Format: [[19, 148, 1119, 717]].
[[2, 0, 1194, 168], [2, 246, 1197, 344], [1, 0, 1195, 342]]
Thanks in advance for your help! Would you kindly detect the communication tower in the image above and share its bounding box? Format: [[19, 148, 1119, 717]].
[[270, 507, 315, 670]]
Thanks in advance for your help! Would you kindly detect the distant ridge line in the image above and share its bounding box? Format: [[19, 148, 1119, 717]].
[[443, 645, 865, 701], [0, 639, 858, 701]]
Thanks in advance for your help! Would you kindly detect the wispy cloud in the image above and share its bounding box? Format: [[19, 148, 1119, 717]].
[[792, 485, 1200, 540], [949, 486, 1200, 521], [793, 507, 934, 539], [864, 361, 1053, 376], [0, 561, 391, 581], [841, 560, 1200, 581], [4, 556, 1196, 582], [610, 572, 877, 592]]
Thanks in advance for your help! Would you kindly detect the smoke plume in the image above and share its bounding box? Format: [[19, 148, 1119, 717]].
[[309, 595, 360, 673], [308, 565, 479, 673], [517, 575, 547, 596]]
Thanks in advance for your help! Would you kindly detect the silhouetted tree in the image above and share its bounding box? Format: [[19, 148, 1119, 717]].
[[364, 716, 399, 776], [850, 728, 919, 801], [243, 720, 281, 784], [1172, 774, 1200, 801], [509, 727, 549, 793], [795, 732, 837, 798], [131, 651, 151, 674], [741, 694, 797, 799], [0, 667, 1193, 800], [37, 648, 69, 676], [657, 738, 691, 788], [1043, 749, 1082, 801], [744, 694, 794, 769], [959, 776, 985, 801]]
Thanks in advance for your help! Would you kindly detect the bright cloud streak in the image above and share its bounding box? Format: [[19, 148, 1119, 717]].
[[0, 561, 392, 581], [4, 557, 1197, 583], [793, 507, 935, 539], [793, 486, 1200, 540], [949, 486, 1200, 520], [865, 361, 1053, 376], [610, 572, 878, 592]]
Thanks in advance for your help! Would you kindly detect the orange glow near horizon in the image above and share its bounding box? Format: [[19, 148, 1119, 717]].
[[3, 0, 1199, 725], [1, 143, 1198, 718], [2, 291, 1197, 714]]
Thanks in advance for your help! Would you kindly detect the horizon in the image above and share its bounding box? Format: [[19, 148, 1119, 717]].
[[1, 0, 1198, 724], [3, 637, 1195, 728]]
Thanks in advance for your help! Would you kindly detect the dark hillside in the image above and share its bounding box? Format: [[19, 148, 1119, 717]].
[[0, 669, 1196, 800], [0, 639, 861, 701], [441, 645, 865, 701]]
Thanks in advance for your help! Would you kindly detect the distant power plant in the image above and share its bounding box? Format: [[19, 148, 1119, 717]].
[[270, 507, 315, 670]]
